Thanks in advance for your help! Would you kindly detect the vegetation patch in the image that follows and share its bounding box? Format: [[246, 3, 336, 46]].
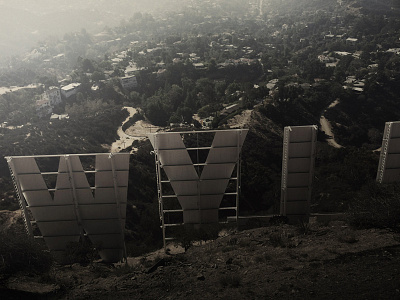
[[0, 232, 53, 278], [349, 182, 400, 232]]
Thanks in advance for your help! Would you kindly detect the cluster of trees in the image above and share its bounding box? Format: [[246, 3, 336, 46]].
[[0, 89, 38, 125], [0, 98, 128, 178]]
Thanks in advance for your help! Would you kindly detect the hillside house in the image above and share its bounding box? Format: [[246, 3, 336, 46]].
[[221, 103, 240, 116], [61, 83, 81, 98], [193, 63, 206, 69], [120, 75, 138, 91], [36, 87, 62, 117], [346, 37, 358, 44], [45, 87, 62, 106], [36, 98, 52, 117]]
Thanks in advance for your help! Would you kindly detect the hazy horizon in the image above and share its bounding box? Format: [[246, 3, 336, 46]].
[[0, 0, 188, 59]]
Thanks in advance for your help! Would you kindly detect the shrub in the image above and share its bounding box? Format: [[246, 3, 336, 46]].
[[349, 182, 400, 232], [0, 232, 53, 277], [297, 219, 312, 235], [121, 112, 144, 131], [172, 224, 221, 251]]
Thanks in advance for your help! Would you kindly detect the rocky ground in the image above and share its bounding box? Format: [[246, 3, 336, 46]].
[[2, 213, 400, 299]]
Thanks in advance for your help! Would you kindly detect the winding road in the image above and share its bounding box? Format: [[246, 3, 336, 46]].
[[319, 99, 343, 149], [110, 107, 160, 153]]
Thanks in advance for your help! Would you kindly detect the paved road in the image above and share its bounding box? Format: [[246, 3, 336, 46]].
[[111, 107, 139, 153], [320, 100, 343, 149], [111, 107, 161, 153]]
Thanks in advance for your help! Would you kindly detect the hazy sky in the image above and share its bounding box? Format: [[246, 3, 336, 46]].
[[0, 0, 182, 58]]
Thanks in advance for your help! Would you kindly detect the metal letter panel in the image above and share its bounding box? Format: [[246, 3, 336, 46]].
[[178, 195, 223, 210], [163, 166, 198, 181], [170, 181, 199, 196], [381, 169, 400, 183], [5, 153, 130, 263], [286, 187, 309, 201], [205, 148, 241, 164], [148, 132, 185, 150], [388, 139, 400, 153], [29, 206, 77, 222], [22, 190, 53, 206], [286, 173, 312, 188], [212, 130, 248, 147], [82, 219, 123, 235], [287, 158, 311, 173], [95, 170, 129, 187], [158, 149, 192, 166], [288, 142, 312, 158], [79, 204, 126, 220], [183, 210, 201, 224], [37, 221, 80, 236], [377, 121, 400, 183], [96, 153, 130, 171], [391, 123, 400, 138], [386, 154, 400, 169], [199, 195, 224, 209], [11, 157, 42, 174], [200, 179, 230, 195], [280, 125, 317, 220], [57, 155, 84, 173], [200, 163, 236, 179], [288, 126, 313, 142], [18, 174, 48, 192], [150, 129, 248, 247], [53, 190, 75, 204]]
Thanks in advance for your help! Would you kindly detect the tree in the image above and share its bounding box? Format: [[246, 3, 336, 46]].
[[144, 96, 169, 126], [165, 85, 184, 111], [81, 58, 95, 73], [91, 71, 105, 82], [196, 78, 216, 106]]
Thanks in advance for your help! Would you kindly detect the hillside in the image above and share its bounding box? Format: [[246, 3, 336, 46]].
[[1, 212, 400, 299], [1, 0, 400, 296]]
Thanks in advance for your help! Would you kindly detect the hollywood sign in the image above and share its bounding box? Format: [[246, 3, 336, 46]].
[[6, 123, 400, 258]]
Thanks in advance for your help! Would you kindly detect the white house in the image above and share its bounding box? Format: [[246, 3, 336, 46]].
[[61, 83, 81, 98]]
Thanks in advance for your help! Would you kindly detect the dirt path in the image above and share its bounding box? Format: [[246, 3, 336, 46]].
[[320, 99, 343, 149]]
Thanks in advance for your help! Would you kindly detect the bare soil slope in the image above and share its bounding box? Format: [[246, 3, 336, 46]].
[[3, 219, 400, 299]]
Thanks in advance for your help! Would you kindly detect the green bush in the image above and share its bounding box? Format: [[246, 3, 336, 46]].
[[349, 182, 400, 232], [0, 232, 53, 277]]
